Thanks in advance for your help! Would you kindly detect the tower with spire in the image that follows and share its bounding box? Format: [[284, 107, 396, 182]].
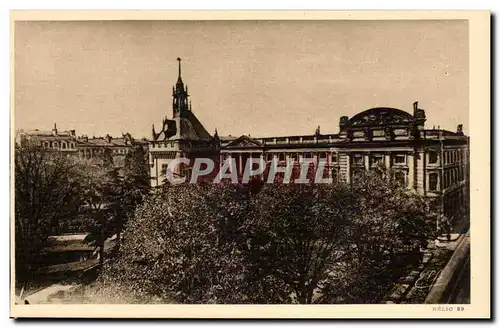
[[173, 57, 189, 118], [148, 57, 221, 187]]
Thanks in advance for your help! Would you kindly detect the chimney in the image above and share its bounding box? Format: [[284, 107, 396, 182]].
[[52, 123, 58, 136], [339, 116, 349, 132], [412, 101, 420, 117], [106, 134, 112, 143], [456, 124, 464, 136]]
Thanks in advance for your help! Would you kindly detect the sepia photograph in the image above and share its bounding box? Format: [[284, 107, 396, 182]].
[[10, 10, 490, 319]]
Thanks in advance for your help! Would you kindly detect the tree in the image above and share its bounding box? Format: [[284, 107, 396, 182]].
[[328, 167, 438, 303], [99, 183, 248, 304], [242, 183, 354, 304], [76, 156, 121, 265], [14, 142, 82, 285], [89, 167, 437, 304], [116, 145, 151, 244]]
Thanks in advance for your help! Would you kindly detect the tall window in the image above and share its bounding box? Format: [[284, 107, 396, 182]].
[[278, 153, 286, 161], [331, 167, 339, 183], [53, 142, 58, 149], [331, 152, 338, 163], [318, 152, 328, 161], [62, 142, 67, 149], [371, 154, 384, 167], [429, 151, 438, 164], [394, 171, 406, 186], [429, 173, 438, 191]]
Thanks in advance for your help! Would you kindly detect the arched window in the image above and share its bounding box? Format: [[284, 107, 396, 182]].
[[43, 141, 49, 148], [429, 173, 438, 191], [53, 142, 58, 149], [61, 142, 67, 149], [70, 143, 75, 149]]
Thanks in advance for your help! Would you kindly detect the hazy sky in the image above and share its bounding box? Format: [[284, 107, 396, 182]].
[[14, 20, 469, 138]]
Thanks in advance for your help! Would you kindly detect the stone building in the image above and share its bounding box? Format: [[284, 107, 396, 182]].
[[17, 123, 78, 155], [220, 102, 469, 232], [76, 133, 148, 167], [147, 59, 469, 232], [149, 58, 219, 187], [17, 124, 148, 168]]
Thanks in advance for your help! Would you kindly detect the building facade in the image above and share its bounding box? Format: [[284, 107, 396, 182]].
[[149, 58, 219, 187], [17, 124, 148, 168], [220, 102, 469, 232], [148, 59, 469, 233]]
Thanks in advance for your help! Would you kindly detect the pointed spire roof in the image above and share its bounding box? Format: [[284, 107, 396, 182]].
[[176, 57, 183, 86]]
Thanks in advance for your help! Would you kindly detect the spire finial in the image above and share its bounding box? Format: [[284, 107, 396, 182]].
[[177, 57, 182, 79]]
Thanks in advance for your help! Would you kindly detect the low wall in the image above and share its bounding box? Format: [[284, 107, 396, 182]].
[[424, 232, 470, 304]]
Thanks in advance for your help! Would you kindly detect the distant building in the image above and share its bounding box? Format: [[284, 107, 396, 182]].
[[17, 124, 148, 168], [17, 123, 78, 155], [76, 133, 148, 167]]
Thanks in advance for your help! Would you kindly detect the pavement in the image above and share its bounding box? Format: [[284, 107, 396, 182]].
[[23, 283, 77, 304]]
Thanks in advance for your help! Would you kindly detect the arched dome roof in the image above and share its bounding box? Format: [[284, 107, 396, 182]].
[[347, 107, 415, 127]]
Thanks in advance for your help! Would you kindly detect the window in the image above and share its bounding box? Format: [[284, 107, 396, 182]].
[[371, 154, 384, 167], [43, 141, 49, 148], [53, 142, 58, 149], [394, 171, 406, 186], [331, 167, 339, 183], [331, 152, 338, 163], [302, 152, 312, 159], [352, 154, 363, 165], [61, 142, 67, 149], [278, 153, 286, 161], [319, 152, 328, 160], [429, 151, 438, 164], [393, 154, 406, 165], [429, 173, 438, 191], [70, 143, 75, 149]]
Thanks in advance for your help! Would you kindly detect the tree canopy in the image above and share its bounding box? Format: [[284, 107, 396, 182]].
[[95, 167, 437, 304]]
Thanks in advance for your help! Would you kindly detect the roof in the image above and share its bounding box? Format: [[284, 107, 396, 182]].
[[177, 111, 212, 141], [153, 111, 213, 142], [347, 107, 416, 127], [76, 136, 145, 147]]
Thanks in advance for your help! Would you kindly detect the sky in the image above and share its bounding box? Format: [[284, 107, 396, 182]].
[[14, 20, 469, 139]]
